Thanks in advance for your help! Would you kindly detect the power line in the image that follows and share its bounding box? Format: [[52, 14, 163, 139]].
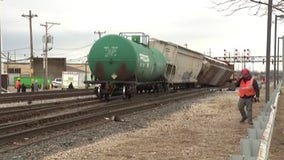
[[53, 43, 93, 51], [3, 47, 29, 52]]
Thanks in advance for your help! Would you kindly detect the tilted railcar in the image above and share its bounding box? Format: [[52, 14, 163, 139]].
[[149, 38, 204, 88], [149, 38, 233, 87], [197, 56, 234, 86]]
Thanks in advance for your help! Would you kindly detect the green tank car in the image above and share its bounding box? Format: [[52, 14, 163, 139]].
[[87, 33, 167, 100], [88, 34, 166, 82]]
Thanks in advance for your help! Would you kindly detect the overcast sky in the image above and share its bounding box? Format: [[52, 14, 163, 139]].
[[1, 0, 283, 71]]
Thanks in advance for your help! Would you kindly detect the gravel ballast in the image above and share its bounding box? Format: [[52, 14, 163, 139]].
[[0, 90, 265, 160]]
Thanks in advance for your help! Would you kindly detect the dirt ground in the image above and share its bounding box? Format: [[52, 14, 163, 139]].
[[269, 86, 284, 160], [41, 89, 267, 160]]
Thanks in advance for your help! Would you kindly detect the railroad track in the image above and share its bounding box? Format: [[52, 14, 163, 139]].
[[0, 97, 99, 124], [0, 88, 214, 152], [0, 89, 94, 104]]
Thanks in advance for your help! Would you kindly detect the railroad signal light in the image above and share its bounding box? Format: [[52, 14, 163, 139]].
[[234, 49, 239, 61]]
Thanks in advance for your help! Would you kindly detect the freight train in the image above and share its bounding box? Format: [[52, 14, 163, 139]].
[[87, 32, 233, 100]]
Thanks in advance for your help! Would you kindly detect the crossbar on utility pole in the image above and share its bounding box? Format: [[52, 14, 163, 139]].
[[40, 22, 60, 90], [22, 10, 37, 79]]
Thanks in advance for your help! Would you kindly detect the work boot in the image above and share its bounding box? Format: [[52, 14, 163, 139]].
[[240, 116, 247, 123], [248, 121, 253, 125]]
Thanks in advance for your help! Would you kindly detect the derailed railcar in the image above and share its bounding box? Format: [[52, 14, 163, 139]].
[[197, 56, 234, 86], [87, 32, 234, 100], [149, 38, 204, 88]]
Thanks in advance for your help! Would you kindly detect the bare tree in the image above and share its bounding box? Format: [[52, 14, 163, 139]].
[[211, 0, 284, 16]]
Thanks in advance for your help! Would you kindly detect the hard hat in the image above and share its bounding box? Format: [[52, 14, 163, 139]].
[[17, 78, 20, 80], [241, 68, 250, 76]]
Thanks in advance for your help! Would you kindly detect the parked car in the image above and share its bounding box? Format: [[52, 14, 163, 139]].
[[52, 78, 62, 88]]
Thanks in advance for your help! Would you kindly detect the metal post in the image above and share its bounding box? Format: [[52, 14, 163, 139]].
[[277, 37, 280, 84], [265, 0, 273, 102], [243, 49, 246, 68], [282, 36, 284, 83], [40, 22, 48, 90], [40, 22, 60, 90], [0, 13, 2, 94], [85, 60, 87, 82], [22, 10, 37, 79], [0, 0, 2, 94], [44, 22, 48, 89], [273, 15, 277, 89], [7, 51, 9, 86]]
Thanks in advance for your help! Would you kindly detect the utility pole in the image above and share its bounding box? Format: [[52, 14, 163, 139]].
[[273, 15, 284, 88], [283, 36, 284, 83], [0, 13, 2, 94], [40, 22, 60, 89], [277, 36, 284, 85], [94, 31, 106, 39], [22, 10, 37, 79], [0, 0, 3, 94], [264, 0, 273, 102], [7, 51, 9, 86]]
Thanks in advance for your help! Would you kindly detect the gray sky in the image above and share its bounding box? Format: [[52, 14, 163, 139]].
[[1, 0, 283, 71]]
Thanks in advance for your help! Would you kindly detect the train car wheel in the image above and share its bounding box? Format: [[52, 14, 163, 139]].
[[122, 85, 127, 99], [104, 94, 110, 101], [122, 85, 132, 100], [97, 86, 103, 99]]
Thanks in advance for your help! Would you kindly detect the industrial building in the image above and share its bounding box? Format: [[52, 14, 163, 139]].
[[1, 57, 91, 87]]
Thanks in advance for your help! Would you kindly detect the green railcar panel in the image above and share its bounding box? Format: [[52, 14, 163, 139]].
[[88, 34, 166, 82]]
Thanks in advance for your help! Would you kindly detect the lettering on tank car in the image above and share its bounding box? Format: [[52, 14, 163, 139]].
[[104, 46, 118, 57], [139, 53, 150, 68]]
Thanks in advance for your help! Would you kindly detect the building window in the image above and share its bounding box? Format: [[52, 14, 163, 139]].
[[8, 68, 21, 73]]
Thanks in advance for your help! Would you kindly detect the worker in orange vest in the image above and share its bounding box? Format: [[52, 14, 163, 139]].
[[16, 79, 21, 93], [236, 68, 260, 125]]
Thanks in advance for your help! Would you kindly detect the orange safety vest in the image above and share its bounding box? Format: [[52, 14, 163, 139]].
[[239, 78, 256, 97], [16, 80, 21, 89]]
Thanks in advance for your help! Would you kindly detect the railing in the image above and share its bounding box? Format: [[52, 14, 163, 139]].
[[229, 82, 282, 160]]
